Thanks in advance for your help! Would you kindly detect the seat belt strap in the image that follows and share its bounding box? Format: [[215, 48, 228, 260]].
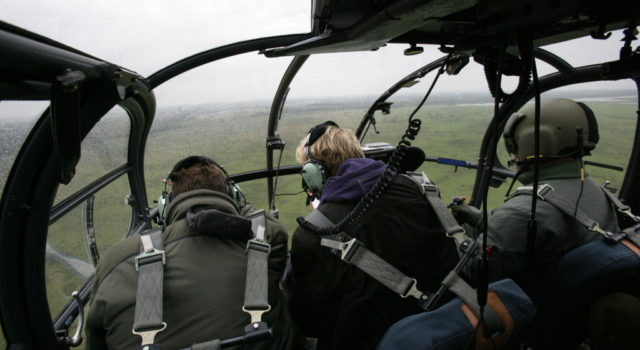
[[243, 210, 271, 331], [515, 184, 640, 248], [403, 172, 472, 248], [132, 228, 167, 348], [305, 208, 335, 228], [599, 185, 640, 223], [304, 210, 430, 308], [320, 237, 429, 304]]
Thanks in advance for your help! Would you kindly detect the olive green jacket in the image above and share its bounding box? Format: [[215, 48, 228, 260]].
[[471, 160, 619, 285], [86, 189, 295, 350]]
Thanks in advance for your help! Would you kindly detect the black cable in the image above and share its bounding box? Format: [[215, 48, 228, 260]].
[[296, 54, 452, 236], [525, 33, 541, 277], [477, 43, 504, 332], [483, 33, 532, 103], [504, 169, 523, 197]]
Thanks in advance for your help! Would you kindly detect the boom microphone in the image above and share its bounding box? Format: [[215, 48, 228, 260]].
[[399, 146, 425, 172]]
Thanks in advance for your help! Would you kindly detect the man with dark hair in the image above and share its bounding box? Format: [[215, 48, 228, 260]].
[[87, 156, 295, 350]]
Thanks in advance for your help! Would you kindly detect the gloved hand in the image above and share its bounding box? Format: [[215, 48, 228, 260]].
[[450, 202, 482, 228]]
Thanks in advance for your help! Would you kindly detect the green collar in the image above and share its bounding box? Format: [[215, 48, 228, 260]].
[[518, 159, 585, 185], [165, 189, 239, 225]]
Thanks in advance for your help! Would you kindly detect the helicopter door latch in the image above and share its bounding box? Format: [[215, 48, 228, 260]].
[[56, 291, 84, 347]]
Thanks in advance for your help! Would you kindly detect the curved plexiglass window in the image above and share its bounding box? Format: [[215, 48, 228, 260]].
[[47, 105, 133, 322], [0, 101, 48, 201], [145, 52, 294, 226], [54, 107, 130, 204], [47, 166, 133, 315]]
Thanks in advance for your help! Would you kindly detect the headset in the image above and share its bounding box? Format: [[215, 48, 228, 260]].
[[301, 121, 338, 203], [158, 155, 246, 221]]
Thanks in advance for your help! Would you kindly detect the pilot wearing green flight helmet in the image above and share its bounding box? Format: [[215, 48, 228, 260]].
[[451, 98, 619, 285]]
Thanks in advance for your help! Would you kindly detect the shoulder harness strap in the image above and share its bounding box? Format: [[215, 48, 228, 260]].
[[402, 172, 473, 250], [132, 228, 166, 349], [305, 209, 431, 310], [243, 210, 271, 333], [181, 211, 274, 350], [513, 183, 640, 251]]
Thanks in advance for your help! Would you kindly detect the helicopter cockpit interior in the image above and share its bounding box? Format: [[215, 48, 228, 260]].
[[1, 0, 639, 349]]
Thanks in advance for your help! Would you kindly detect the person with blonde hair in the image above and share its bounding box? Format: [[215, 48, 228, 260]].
[[287, 121, 458, 350]]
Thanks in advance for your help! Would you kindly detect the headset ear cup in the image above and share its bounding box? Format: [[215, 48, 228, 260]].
[[301, 159, 328, 197], [576, 101, 599, 150], [158, 191, 171, 224], [228, 181, 246, 209]]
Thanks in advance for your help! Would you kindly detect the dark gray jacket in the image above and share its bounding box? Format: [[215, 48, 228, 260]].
[[87, 189, 295, 350], [474, 160, 619, 286]]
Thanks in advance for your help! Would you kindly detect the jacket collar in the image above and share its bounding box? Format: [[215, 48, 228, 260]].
[[165, 189, 239, 225], [519, 159, 585, 185]]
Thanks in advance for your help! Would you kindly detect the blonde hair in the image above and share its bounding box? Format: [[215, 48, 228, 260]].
[[296, 125, 364, 175]]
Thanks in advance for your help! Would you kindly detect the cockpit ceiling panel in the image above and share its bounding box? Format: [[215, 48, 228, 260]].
[[267, 0, 639, 56]]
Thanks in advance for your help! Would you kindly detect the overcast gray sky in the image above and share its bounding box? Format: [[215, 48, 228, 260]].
[[1, 0, 635, 108]]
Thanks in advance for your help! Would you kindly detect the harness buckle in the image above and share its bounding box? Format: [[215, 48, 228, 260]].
[[242, 305, 272, 324], [339, 238, 362, 262], [246, 239, 271, 254], [132, 323, 166, 346], [621, 208, 640, 223], [422, 183, 439, 195], [400, 278, 425, 300], [591, 223, 626, 242], [134, 249, 166, 271], [536, 184, 554, 199]]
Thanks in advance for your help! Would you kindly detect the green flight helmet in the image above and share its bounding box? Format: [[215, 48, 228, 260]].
[[503, 98, 599, 162]]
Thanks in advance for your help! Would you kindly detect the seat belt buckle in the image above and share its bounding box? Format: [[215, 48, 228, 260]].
[[339, 238, 362, 263], [536, 183, 554, 199], [621, 208, 640, 223], [591, 223, 626, 243], [400, 278, 426, 301], [602, 230, 627, 243], [246, 239, 271, 254], [243, 304, 271, 331], [135, 249, 166, 271], [421, 183, 439, 195], [132, 322, 166, 347]]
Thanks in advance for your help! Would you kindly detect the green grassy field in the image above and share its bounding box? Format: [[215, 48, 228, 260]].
[[0, 96, 637, 349]]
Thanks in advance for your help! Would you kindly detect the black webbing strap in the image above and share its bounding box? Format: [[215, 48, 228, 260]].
[[243, 210, 271, 332], [441, 271, 505, 337], [599, 185, 640, 225], [132, 228, 167, 348], [305, 210, 431, 308], [402, 172, 472, 249], [514, 184, 640, 248]]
